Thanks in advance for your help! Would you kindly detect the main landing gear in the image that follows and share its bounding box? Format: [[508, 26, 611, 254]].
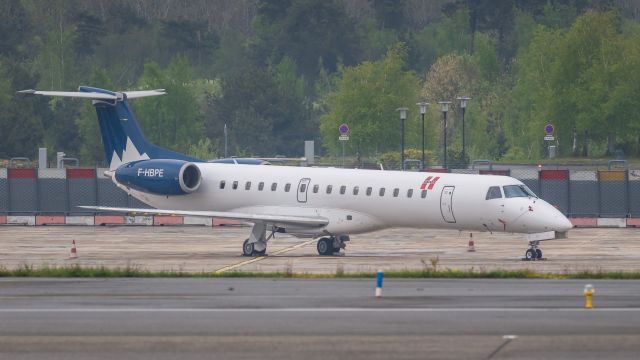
[[242, 222, 273, 257], [241, 223, 350, 257], [524, 240, 544, 260], [317, 235, 349, 256]]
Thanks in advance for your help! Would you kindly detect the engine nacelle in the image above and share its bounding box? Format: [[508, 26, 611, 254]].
[[115, 159, 202, 195]]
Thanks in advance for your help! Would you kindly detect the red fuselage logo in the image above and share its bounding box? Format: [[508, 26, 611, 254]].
[[420, 176, 440, 190]]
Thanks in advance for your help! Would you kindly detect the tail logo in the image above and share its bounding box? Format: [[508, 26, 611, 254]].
[[109, 137, 150, 170]]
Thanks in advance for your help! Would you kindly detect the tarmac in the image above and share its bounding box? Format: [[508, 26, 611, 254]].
[[0, 278, 639, 359], [1, 225, 640, 273], [2, 227, 640, 359]]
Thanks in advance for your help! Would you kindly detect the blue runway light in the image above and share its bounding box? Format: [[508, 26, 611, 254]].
[[375, 270, 383, 297]]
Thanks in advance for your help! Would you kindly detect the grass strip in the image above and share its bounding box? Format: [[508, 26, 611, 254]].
[[2, 264, 640, 279]]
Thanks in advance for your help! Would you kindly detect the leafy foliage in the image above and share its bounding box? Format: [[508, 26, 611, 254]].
[[0, 1, 639, 164], [320, 43, 421, 157]]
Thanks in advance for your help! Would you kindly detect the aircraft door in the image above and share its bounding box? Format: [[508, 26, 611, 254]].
[[440, 186, 456, 223], [297, 178, 311, 203]]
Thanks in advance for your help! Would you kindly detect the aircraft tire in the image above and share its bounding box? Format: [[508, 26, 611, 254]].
[[317, 238, 333, 256], [525, 249, 535, 260], [242, 238, 254, 257], [536, 249, 543, 259]]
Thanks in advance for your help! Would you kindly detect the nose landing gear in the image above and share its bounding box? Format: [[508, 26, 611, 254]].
[[523, 241, 544, 261]]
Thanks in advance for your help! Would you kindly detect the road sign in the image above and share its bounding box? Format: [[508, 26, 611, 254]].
[[339, 135, 349, 141], [544, 135, 555, 141], [339, 123, 349, 135], [544, 124, 554, 135]]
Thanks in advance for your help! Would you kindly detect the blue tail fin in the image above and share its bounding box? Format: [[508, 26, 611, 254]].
[[79, 86, 199, 170]]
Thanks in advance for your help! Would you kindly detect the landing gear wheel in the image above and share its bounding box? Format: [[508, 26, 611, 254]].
[[242, 238, 265, 257], [242, 238, 254, 256], [525, 249, 536, 260], [536, 248, 543, 259], [317, 238, 334, 256]]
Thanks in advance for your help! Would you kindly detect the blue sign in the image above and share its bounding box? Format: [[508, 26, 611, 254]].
[[339, 123, 349, 135]]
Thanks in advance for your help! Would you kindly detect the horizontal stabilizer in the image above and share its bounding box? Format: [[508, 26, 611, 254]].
[[17, 89, 166, 100], [79, 206, 329, 227]]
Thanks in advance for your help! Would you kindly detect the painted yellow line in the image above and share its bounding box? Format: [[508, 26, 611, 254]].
[[214, 239, 317, 273]]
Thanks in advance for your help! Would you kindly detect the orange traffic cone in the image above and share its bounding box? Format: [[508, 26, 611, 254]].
[[69, 240, 78, 259], [467, 234, 476, 252]]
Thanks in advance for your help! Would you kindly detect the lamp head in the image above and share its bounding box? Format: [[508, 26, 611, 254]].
[[457, 96, 471, 109], [396, 107, 408, 120], [416, 101, 429, 115], [437, 101, 451, 113]]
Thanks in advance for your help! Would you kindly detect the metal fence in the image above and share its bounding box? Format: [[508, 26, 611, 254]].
[[0, 168, 151, 215], [0, 167, 639, 218]]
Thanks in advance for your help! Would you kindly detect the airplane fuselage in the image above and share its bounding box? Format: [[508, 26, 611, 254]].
[[124, 163, 572, 237]]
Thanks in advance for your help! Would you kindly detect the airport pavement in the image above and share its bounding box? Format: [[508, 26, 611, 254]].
[[0, 278, 639, 359], [1, 226, 640, 273]]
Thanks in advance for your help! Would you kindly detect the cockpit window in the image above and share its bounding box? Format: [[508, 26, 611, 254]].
[[503, 185, 537, 198], [486, 186, 502, 200]]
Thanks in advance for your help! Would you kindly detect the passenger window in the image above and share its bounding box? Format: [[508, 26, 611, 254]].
[[285, 183, 291, 192], [232, 181, 238, 190], [379, 188, 385, 196], [486, 186, 502, 200], [353, 186, 359, 195], [258, 182, 264, 191], [271, 183, 277, 191], [366, 187, 372, 196], [219, 180, 226, 189], [245, 181, 251, 190], [421, 190, 427, 198], [340, 185, 346, 195], [313, 184, 319, 193], [300, 184, 307, 192], [393, 188, 399, 197], [407, 189, 413, 198], [326, 185, 333, 194]]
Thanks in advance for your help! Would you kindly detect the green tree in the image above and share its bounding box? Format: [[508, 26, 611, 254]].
[[135, 57, 204, 153], [206, 58, 315, 156], [251, 0, 361, 89], [320, 43, 421, 156], [75, 67, 114, 165]]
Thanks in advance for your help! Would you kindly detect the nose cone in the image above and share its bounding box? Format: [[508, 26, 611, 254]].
[[554, 213, 573, 232], [516, 200, 574, 233]]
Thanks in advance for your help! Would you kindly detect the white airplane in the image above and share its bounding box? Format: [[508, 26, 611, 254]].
[[20, 87, 573, 259]]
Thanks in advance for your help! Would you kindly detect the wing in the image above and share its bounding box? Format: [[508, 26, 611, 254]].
[[78, 206, 328, 228]]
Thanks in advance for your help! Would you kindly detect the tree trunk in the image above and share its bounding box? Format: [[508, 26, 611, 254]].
[[607, 133, 616, 156]]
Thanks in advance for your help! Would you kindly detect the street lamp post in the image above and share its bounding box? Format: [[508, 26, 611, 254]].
[[417, 101, 429, 169], [396, 107, 408, 170], [456, 96, 470, 166], [438, 101, 451, 169]]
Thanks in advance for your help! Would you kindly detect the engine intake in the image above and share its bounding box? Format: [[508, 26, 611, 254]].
[[115, 159, 202, 195]]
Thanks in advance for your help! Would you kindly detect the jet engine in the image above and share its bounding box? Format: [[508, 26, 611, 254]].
[[114, 159, 202, 195]]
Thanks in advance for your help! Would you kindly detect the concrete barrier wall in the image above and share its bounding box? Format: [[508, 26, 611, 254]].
[[629, 170, 640, 217], [8, 168, 37, 213], [68, 168, 97, 213], [38, 169, 67, 213], [539, 170, 569, 214], [598, 171, 628, 218], [96, 169, 128, 208], [0, 169, 8, 213], [569, 171, 598, 217]]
